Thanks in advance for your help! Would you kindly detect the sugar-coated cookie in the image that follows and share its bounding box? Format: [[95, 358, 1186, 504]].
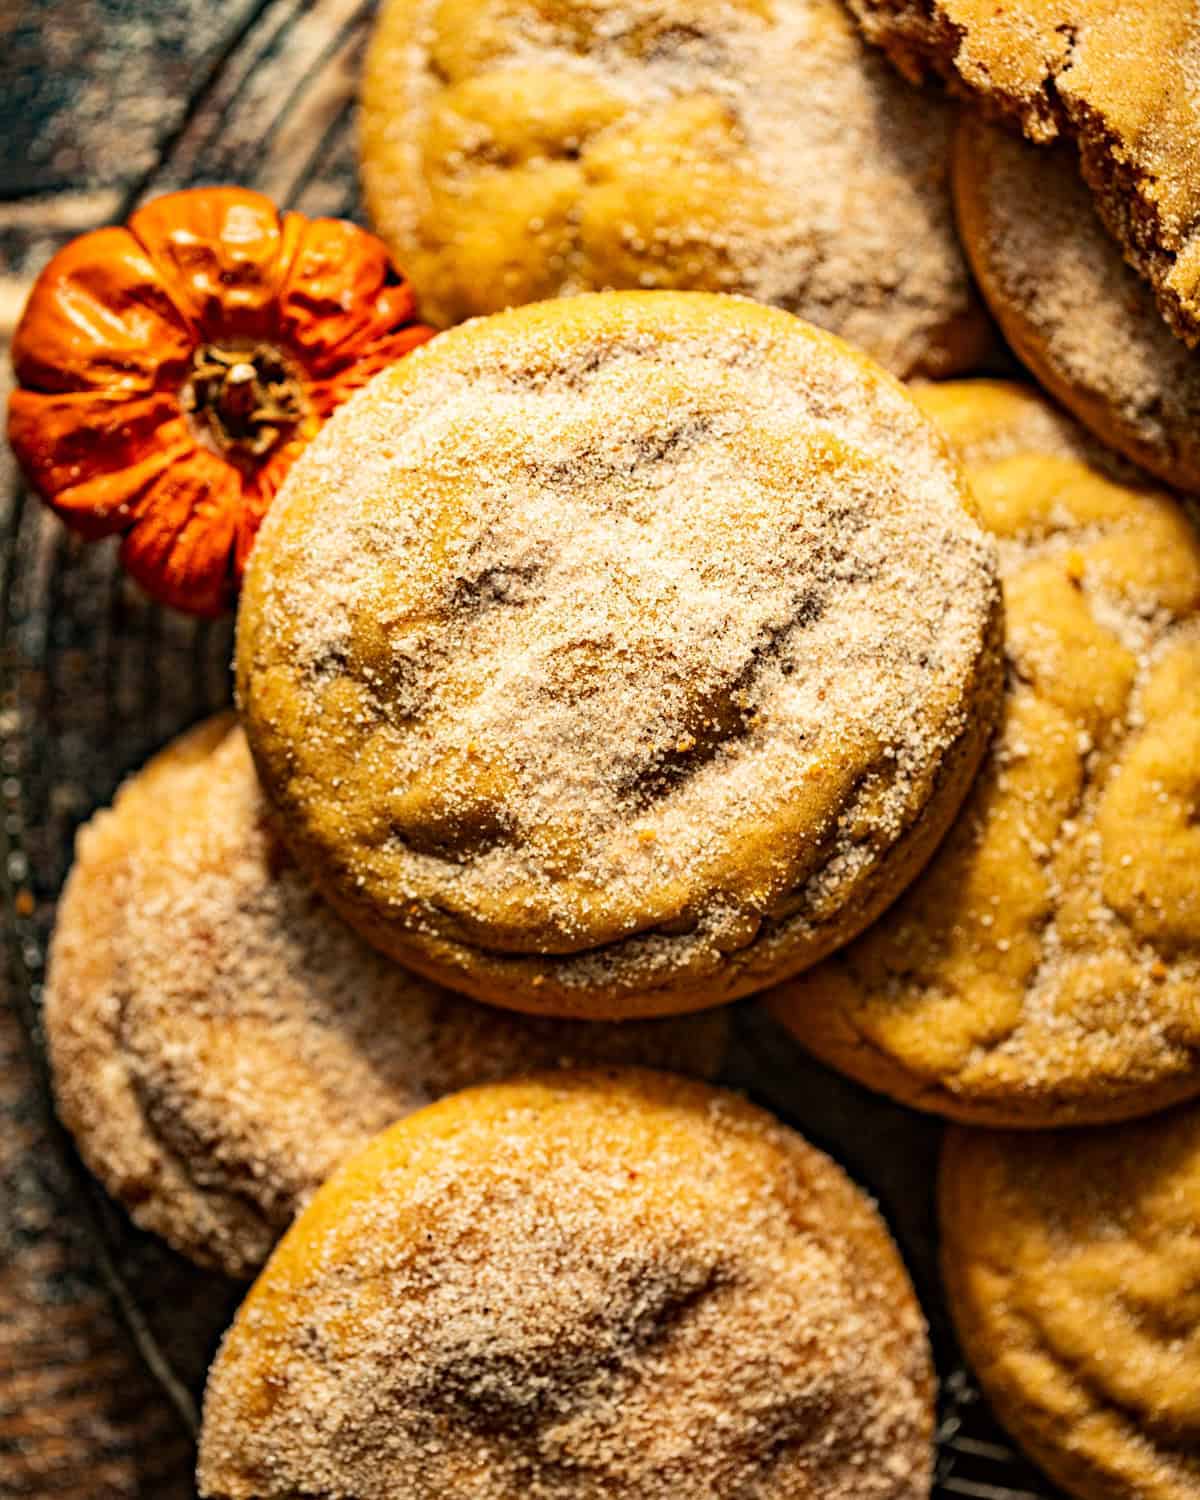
[[360, 0, 989, 377], [770, 381, 1200, 1126], [846, 0, 1200, 348], [199, 1071, 934, 1499], [237, 292, 1003, 1019], [45, 717, 726, 1277], [955, 115, 1200, 494], [942, 1106, 1200, 1500]]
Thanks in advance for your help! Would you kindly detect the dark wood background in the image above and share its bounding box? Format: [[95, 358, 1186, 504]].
[[0, 6, 361, 1494]]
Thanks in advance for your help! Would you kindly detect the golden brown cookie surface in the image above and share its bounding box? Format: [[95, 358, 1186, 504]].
[[360, 0, 988, 378], [45, 718, 727, 1278], [941, 1108, 1200, 1500], [910, 377, 1098, 469], [955, 115, 1200, 494], [846, 0, 1200, 349], [236, 292, 1003, 1019], [198, 1071, 934, 1499], [769, 381, 1200, 1126]]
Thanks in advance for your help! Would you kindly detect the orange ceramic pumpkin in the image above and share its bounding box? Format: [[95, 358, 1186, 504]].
[[8, 187, 435, 615]]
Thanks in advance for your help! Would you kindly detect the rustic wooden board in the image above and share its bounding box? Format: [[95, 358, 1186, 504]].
[[0, 7, 366, 1494]]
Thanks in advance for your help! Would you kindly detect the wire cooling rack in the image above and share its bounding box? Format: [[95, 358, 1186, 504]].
[[0, 0, 1065, 1492]]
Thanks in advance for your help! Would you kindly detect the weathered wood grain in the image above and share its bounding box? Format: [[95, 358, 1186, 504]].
[[0, 7, 362, 1494]]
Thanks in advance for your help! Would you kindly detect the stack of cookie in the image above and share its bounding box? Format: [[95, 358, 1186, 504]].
[[53, 289, 995, 1498], [38, 2, 1200, 1498], [771, 377, 1200, 1500]]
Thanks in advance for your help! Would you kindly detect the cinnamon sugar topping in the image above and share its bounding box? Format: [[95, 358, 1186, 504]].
[[237, 293, 1001, 1014], [361, 0, 985, 377], [955, 117, 1200, 494], [198, 1073, 934, 1498], [44, 719, 727, 1278]]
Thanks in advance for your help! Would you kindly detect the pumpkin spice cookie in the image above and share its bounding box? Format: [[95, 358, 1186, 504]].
[[769, 380, 1200, 1127], [359, 0, 989, 378], [198, 1071, 935, 1499], [44, 717, 727, 1279], [941, 1108, 1200, 1500], [845, 0, 1200, 349], [954, 115, 1200, 494], [236, 292, 1003, 1020]]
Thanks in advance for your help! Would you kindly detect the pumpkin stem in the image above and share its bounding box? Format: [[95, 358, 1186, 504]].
[[182, 343, 309, 466]]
